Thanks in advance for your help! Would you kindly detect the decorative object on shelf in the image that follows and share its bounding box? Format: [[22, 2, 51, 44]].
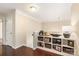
[[68, 40, 74, 47], [62, 26, 73, 38], [63, 47, 74, 54], [63, 31, 71, 38], [63, 39, 74, 47], [39, 30, 44, 36], [38, 37, 43, 41], [44, 37, 51, 43], [53, 45, 61, 52], [43, 32, 50, 36], [63, 39, 68, 45], [52, 38, 61, 45], [50, 34, 61, 37], [45, 43, 51, 49], [38, 42, 44, 47]]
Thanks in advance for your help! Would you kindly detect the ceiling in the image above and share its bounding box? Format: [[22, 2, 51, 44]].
[[0, 3, 72, 22]]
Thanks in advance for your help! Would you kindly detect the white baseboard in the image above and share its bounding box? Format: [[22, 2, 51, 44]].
[[33, 48, 37, 50], [13, 44, 26, 49], [2, 44, 26, 49], [2, 43, 36, 50]]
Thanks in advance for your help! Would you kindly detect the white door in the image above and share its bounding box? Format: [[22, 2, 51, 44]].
[[26, 31, 33, 48], [5, 15, 14, 55], [5, 16, 14, 47]]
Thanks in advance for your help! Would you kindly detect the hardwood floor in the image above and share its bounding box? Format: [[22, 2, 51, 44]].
[[34, 48, 61, 56], [14, 46, 34, 56], [0, 45, 2, 56], [0, 45, 62, 56]]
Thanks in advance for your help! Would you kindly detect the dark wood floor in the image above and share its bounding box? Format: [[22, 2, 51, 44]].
[[0, 45, 61, 56], [34, 49, 61, 56], [14, 46, 34, 56]]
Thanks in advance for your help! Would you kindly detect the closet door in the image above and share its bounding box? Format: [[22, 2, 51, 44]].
[[5, 15, 14, 56]]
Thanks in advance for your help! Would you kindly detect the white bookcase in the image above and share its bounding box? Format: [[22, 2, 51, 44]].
[[37, 34, 76, 56]]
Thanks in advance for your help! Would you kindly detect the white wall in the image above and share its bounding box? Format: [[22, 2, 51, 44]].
[[0, 15, 6, 45], [0, 19, 2, 39], [15, 10, 27, 48], [3, 9, 42, 49], [26, 17, 42, 48], [1, 5, 79, 55], [0, 19, 2, 46], [15, 10, 42, 49], [4, 10, 27, 48], [42, 20, 71, 32]]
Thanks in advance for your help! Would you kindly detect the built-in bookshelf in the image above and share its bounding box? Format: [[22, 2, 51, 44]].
[[37, 34, 75, 56]]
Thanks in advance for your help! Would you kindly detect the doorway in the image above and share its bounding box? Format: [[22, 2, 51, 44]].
[[0, 18, 3, 55]]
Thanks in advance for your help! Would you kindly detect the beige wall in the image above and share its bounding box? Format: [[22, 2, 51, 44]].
[[71, 4, 79, 55], [71, 4, 79, 35]]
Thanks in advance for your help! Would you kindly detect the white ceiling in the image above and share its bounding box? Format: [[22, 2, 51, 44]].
[[0, 3, 72, 22]]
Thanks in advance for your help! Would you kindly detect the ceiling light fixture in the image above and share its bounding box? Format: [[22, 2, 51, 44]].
[[27, 4, 39, 12], [30, 6, 37, 11]]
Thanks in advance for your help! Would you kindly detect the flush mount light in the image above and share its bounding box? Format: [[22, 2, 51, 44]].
[[27, 4, 39, 12], [30, 6, 37, 11]]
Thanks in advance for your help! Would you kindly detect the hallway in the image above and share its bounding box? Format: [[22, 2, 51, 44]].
[[0, 3, 79, 56]]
